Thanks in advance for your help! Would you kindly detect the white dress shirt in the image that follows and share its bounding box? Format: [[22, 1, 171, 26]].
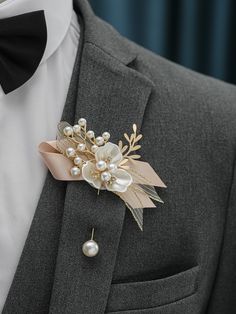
[[0, 0, 80, 310]]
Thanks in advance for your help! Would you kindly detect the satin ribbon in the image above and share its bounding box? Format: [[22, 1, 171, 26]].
[[39, 141, 166, 209]]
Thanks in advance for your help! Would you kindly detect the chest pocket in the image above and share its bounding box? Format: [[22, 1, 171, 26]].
[[105, 265, 199, 313]]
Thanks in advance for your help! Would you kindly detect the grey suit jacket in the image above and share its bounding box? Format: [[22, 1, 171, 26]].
[[3, 0, 236, 313]]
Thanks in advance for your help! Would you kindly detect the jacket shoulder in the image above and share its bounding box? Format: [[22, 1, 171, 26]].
[[96, 16, 236, 151], [128, 38, 236, 148]]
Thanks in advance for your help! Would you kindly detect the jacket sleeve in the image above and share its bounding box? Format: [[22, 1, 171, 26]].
[[207, 156, 236, 313]]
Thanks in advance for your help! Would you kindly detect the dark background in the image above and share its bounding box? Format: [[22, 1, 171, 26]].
[[90, 0, 236, 85]]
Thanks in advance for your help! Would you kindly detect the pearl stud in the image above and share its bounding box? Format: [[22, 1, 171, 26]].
[[77, 143, 86, 151], [107, 163, 117, 172], [102, 132, 110, 141], [73, 124, 81, 134], [70, 166, 81, 177], [82, 228, 99, 257], [63, 126, 73, 137], [96, 160, 107, 172], [86, 130, 95, 139], [78, 118, 87, 127], [74, 156, 82, 166], [66, 147, 76, 158], [91, 145, 98, 153], [95, 136, 104, 146], [101, 171, 112, 182]]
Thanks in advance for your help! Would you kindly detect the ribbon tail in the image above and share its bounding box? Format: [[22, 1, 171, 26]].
[[136, 184, 164, 204], [125, 202, 143, 231], [127, 160, 167, 188]]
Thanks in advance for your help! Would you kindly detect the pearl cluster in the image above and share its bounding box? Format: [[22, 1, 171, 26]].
[[62, 118, 111, 177], [95, 160, 117, 184]]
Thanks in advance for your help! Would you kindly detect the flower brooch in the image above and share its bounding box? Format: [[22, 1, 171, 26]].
[[39, 118, 166, 231]]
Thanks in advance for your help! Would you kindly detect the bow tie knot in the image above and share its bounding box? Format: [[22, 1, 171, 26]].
[[0, 10, 47, 94]]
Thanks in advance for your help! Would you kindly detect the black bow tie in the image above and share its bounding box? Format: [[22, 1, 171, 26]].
[[0, 10, 47, 94]]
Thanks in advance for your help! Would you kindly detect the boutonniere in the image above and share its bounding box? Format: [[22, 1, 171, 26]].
[[39, 118, 166, 231]]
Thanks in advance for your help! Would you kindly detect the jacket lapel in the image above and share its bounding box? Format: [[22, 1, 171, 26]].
[[3, 1, 154, 313], [49, 3, 153, 313]]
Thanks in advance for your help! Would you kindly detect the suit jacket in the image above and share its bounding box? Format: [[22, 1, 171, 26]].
[[3, 0, 236, 313]]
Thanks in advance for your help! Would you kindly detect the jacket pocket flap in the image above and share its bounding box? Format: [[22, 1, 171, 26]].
[[106, 265, 199, 312]]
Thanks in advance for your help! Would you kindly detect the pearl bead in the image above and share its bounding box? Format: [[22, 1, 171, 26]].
[[74, 156, 82, 166], [96, 160, 107, 171], [102, 132, 110, 141], [66, 147, 75, 157], [107, 163, 117, 172], [86, 130, 95, 139], [73, 124, 81, 134], [78, 118, 87, 127], [91, 145, 98, 153], [63, 126, 73, 137], [101, 171, 112, 182], [82, 240, 99, 257], [95, 136, 104, 146], [70, 166, 81, 176], [77, 143, 86, 151]]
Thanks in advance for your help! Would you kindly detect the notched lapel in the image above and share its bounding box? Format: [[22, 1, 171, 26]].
[[49, 42, 154, 313], [75, 42, 153, 142]]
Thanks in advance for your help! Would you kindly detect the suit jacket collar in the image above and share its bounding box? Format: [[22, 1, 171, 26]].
[[3, 1, 154, 312], [74, 0, 137, 65]]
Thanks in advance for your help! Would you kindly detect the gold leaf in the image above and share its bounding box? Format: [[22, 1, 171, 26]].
[[120, 165, 130, 170], [118, 140, 123, 149], [121, 145, 128, 153], [124, 133, 130, 142], [133, 124, 137, 133], [129, 154, 141, 159], [134, 134, 143, 142], [132, 145, 141, 151], [119, 158, 129, 166], [130, 133, 135, 142]]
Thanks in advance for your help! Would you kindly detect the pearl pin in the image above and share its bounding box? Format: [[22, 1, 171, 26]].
[[82, 228, 99, 257]]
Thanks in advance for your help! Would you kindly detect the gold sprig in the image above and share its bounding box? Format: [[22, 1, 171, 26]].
[[118, 124, 142, 159]]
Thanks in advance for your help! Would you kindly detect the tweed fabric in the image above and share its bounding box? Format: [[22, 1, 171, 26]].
[[3, 0, 236, 313]]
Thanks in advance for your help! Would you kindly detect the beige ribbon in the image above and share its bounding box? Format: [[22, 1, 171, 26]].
[[39, 141, 166, 209]]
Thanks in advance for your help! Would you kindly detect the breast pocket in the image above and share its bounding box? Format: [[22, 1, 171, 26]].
[[105, 265, 199, 313]]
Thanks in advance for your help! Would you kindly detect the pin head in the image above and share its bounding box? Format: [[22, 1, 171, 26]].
[[82, 239, 99, 257], [82, 228, 99, 257]]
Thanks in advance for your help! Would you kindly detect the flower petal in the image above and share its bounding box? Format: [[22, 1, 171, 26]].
[[106, 169, 133, 192], [82, 161, 102, 189], [95, 142, 123, 165]]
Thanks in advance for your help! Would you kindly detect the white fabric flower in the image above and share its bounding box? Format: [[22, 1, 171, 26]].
[[82, 142, 133, 192]]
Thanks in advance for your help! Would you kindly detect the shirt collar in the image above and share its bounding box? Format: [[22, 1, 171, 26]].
[[0, 0, 73, 64]]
